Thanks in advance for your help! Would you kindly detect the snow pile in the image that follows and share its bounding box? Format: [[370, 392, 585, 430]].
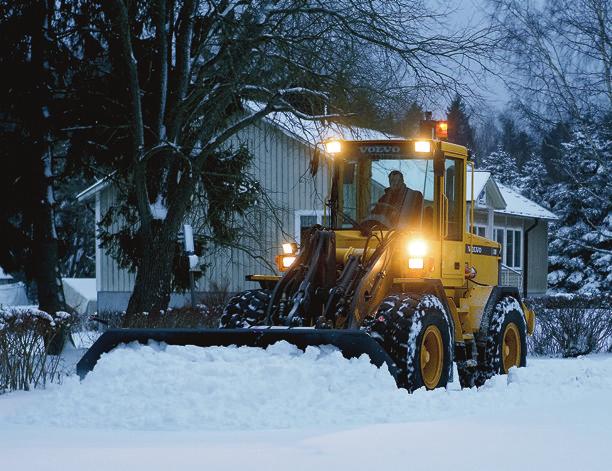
[[13, 341, 407, 430], [8, 342, 612, 431]]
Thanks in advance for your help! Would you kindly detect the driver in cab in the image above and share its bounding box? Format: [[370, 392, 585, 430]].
[[370, 170, 409, 225]]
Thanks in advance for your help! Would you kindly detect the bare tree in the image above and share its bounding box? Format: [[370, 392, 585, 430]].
[[96, 0, 496, 314], [490, 0, 611, 127]]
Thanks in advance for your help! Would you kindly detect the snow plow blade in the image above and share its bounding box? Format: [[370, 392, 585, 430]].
[[76, 328, 398, 380]]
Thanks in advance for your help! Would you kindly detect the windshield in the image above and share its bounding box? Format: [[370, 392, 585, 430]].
[[339, 158, 435, 230]]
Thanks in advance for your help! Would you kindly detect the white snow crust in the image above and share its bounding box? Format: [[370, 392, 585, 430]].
[[5, 341, 612, 434], [1, 344, 612, 470]]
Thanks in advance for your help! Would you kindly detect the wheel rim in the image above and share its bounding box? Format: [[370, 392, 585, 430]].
[[502, 323, 521, 373], [420, 325, 444, 389]]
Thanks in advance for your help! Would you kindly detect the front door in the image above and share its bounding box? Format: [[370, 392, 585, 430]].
[[441, 157, 465, 285]]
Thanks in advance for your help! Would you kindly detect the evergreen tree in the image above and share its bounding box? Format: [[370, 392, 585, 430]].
[[394, 101, 424, 137], [546, 122, 612, 295], [447, 94, 474, 150], [0, 1, 73, 322], [473, 114, 501, 165], [499, 114, 534, 169], [480, 147, 521, 186], [540, 121, 572, 177], [516, 152, 549, 204]]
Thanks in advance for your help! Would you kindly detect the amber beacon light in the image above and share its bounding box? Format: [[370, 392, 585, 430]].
[[436, 121, 448, 139]]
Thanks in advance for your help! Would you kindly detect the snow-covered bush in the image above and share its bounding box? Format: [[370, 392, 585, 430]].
[[0, 306, 75, 394], [527, 295, 612, 357], [120, 304, 223, 329]]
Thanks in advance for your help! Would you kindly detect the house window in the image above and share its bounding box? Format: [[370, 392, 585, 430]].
[[494, 227, 522, 268], [471, 225, 487, 237], [295, 210, 325, 244], [495, 228, 504, 246], [508, 228, 522, 268]]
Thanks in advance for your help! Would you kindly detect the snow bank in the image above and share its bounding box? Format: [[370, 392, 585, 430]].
[[8, 342, 612, 431]]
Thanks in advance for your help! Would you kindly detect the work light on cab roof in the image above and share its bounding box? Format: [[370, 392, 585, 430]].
[[414, 141, 431, 153], [325, 139, 342, 154]]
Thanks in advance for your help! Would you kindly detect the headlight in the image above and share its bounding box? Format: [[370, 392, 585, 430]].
[[325, 140, 342, 154], [276, 254, 297, 271], [407, 238, 427, 270], [414, 141, 431, 153], [407, 239, 428, 257], [281, 256, 296, 268], [282, 242, 297, 254], [277, 242, 298, 271], [408, 258, 424, 269]]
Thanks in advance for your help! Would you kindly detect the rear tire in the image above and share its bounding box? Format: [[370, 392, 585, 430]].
[[220, 289, 271, 328], [370, 294, 452, 392], [475, 296, 527, 387]]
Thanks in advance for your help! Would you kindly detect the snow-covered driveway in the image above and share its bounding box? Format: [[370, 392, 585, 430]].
[[1, 343, 611, 470]]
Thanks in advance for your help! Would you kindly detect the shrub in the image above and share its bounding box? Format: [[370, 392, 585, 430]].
[[89, 283, 232, 330], [526, 294, 612, 357], [0, 306, 76, 393]]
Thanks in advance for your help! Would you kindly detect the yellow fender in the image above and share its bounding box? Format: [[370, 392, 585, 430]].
[[521, 302, 536, 335]]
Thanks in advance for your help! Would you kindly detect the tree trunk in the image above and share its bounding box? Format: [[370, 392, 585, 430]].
[[126, 226, 177, 316], [32, 0, 66, 354], [126, 167, 196, 316]]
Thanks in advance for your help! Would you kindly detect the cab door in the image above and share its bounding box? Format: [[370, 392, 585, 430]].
[[441, 156, 465, 285]]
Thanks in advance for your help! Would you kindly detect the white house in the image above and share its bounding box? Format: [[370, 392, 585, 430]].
[[466, 170, 557, 295]]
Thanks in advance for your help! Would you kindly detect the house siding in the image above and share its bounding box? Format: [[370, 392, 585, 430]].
[[99, 184, 137, 293], [468, 206, 549, 296], [95, 120, 329, 309], [93, 131, 552, 310], [526, 219, 549, 295]]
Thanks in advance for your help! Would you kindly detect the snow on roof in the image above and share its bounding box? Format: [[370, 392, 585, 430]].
[[496, 183, 558, 220], [465, 169, 491, 202], [0, 267, 13, 280], [465, 169, 506, 209], [76, 105, 399, 200], [246, 101, 400, 147]]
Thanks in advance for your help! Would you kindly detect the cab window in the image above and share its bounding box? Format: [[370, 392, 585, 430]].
[[444, 158, 464, 241]]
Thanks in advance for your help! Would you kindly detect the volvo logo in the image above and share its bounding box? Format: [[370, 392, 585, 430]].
[[359, 145, 401, 154]]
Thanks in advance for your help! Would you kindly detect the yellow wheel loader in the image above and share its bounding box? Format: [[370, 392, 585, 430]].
[[78, 135, 535, 391]]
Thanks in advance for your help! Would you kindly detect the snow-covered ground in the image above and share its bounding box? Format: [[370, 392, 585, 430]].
[[1, 342, 611, 470]]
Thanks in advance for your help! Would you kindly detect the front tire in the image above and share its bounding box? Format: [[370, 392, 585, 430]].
[[220, 289, 270, 328], [475, 296, 527, 386], [371, 294, 452, 392]]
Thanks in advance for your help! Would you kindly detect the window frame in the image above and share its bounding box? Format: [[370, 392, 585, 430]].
[[471, 224, 487, 238], [494, 225, 523, 269], [444, 157, 465, 241], [294, 209, 325, 244]]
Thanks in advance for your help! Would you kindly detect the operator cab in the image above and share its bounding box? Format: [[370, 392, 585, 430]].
[[328, 139, 441, 235]]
